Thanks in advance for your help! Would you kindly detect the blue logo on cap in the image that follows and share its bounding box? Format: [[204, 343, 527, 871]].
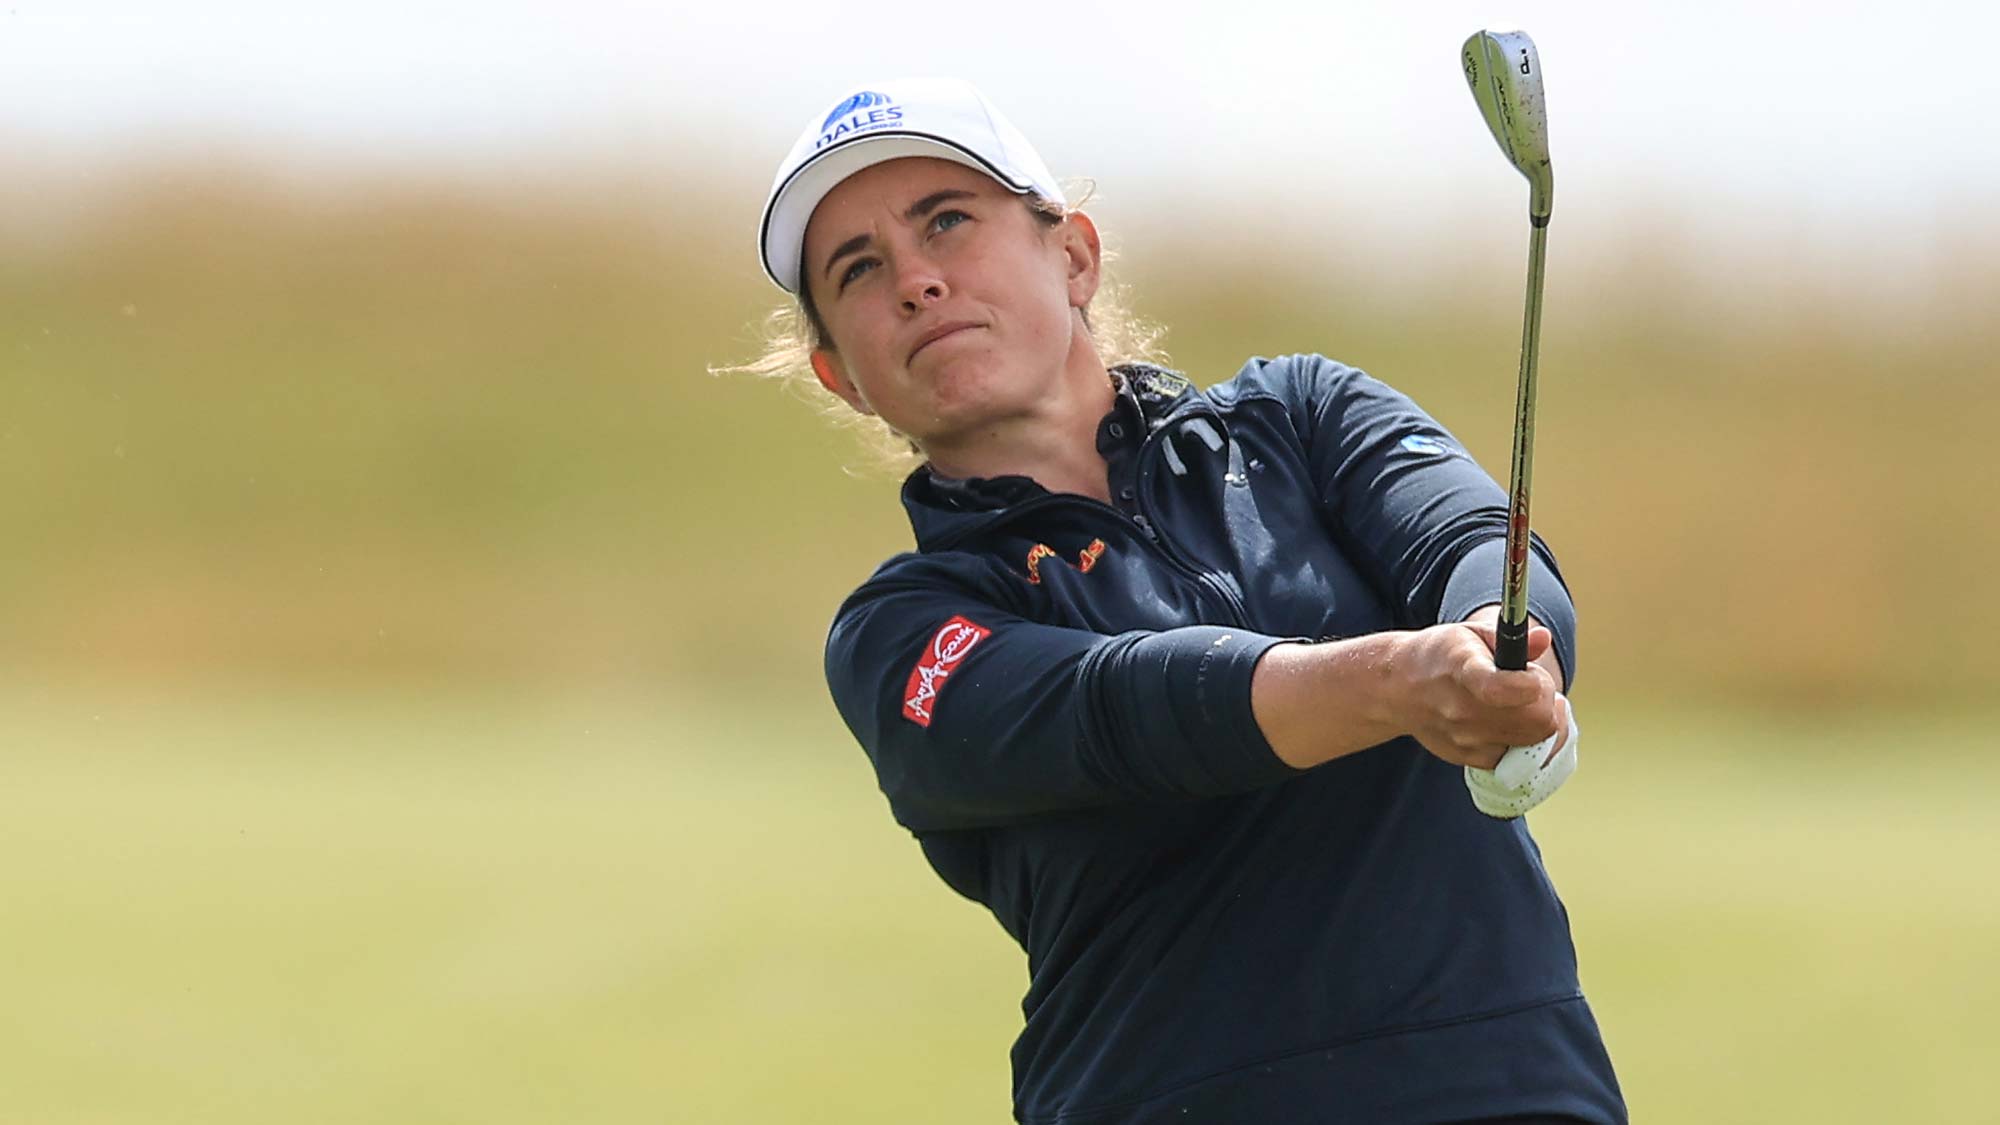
[[815, 90, 906, 150], [824, 91, 892, 131], [1401, 435, 1451, 456]]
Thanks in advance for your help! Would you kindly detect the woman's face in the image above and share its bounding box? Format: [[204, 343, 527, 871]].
[[801, 157, 1099, 452]]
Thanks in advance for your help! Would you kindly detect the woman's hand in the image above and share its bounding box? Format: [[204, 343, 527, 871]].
[[1386, 620, 1568, 770]]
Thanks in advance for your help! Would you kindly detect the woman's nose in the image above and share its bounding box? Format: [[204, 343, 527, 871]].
[[896, 259, 948, 310]]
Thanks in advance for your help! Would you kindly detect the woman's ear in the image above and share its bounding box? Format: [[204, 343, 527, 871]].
[[1059, 210, 1103, 310], [810, 349, 874, 415]]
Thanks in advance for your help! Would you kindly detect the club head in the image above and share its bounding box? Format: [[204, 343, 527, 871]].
[[1462, 29, 1553, 224]]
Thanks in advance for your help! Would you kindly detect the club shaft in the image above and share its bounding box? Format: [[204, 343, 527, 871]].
[[1496, 219, 1548, 672]]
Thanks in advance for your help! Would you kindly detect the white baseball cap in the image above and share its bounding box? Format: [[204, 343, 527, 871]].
[[758, 77, 1066, 294]]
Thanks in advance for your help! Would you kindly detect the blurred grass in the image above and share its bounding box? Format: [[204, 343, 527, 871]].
[[3, 681, 1995, 1123], [1, 678, 1019, 1123], [3, 159, 1996, 704]]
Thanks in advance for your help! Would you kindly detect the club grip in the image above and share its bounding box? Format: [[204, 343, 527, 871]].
[[1495, 615, 1530, 672]]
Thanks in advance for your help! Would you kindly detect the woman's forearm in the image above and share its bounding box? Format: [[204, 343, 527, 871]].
[[1251, 619, 1564, 772], [1249, 636, 1407, 770]]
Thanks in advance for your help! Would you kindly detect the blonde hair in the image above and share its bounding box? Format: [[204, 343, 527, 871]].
[[715, 184, 1168, 473]]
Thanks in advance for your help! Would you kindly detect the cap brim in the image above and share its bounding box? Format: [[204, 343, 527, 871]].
[[759, 131, 1038, 293]]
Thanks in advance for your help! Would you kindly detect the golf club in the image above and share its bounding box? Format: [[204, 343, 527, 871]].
[[1461, 28, 1552, 674]]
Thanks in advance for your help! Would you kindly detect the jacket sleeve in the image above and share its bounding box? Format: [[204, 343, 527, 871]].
[[825, 562, 1301, 833], [1263, 354, 1578, 689]]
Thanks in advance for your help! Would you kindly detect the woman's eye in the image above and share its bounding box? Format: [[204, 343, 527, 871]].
[[931, 209, 970, 233], [839, 258, 876, 288]]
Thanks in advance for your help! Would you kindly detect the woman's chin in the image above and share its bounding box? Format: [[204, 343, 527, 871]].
[[920, 364, 1010, 420]]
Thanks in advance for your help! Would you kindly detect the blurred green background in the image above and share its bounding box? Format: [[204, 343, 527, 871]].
[[6, 5, 2000, 1120]]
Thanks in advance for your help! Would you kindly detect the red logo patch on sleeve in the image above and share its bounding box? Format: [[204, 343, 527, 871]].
[[902, 615, 991, 727]]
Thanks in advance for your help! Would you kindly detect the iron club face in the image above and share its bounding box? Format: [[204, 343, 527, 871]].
[[1462, 30, 1554, 225]]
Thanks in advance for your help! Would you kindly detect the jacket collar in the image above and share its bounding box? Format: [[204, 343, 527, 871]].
[[900, 363, 1204, 551]]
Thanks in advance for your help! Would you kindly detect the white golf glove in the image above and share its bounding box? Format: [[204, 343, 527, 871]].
[[1464, 704, 1579, 819]]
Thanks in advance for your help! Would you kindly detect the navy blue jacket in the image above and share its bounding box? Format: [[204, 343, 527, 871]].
[[824, 355, 1624, 1123]]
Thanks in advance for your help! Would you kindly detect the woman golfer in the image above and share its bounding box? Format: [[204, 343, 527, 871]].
[[747, 78, 1624, 1124]]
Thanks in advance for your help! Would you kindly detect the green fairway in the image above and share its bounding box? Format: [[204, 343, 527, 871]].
[[4, 681, 1993, 1123]]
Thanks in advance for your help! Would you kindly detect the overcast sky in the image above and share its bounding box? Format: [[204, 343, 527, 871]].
[[4, 0, 1996, 281]]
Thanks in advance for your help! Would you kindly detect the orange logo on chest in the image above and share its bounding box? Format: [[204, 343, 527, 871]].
[[1026, 538, 1108, 584]]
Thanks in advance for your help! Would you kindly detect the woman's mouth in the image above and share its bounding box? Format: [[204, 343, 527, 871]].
[[909, 321, 981, 362]]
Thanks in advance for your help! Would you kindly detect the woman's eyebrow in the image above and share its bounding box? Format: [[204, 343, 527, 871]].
[[822, 233, 872, 282], [903, 189, 976, 221]]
